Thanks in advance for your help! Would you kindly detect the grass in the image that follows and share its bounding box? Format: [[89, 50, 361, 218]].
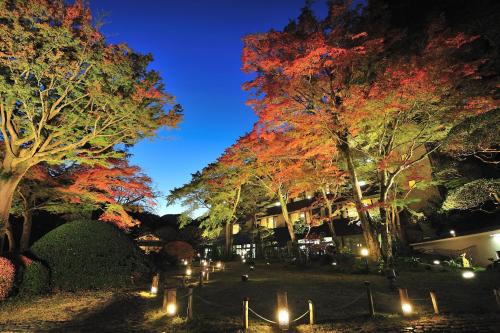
[[1, 261, 499, 332]]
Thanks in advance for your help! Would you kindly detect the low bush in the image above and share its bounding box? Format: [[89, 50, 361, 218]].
[[0, 257, 15, 300], [18, 259, 50, 296], [30, 220, 151, 291]]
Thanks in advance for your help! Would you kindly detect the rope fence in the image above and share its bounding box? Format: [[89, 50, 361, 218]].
[[248, 307, 277, 324], [291, 309, 310, 323], [148, 265, 500, 330]]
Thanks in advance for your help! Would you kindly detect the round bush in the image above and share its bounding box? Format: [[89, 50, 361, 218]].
[[19, 260, 50, 296], [0, 257, 15, 300], [164, 241, 195, 263], [30, 220, 151, 291]]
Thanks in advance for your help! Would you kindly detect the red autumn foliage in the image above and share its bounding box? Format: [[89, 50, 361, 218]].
[[0, 257, 15, 300], [59, 159, 156, 228]]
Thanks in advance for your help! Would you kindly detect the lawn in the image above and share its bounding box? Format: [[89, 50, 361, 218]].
[[1, 262, 499, 332]]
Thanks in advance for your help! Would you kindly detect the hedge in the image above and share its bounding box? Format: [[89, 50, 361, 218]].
[[30, 220, 151, 291], [18, 260, 50, 296]]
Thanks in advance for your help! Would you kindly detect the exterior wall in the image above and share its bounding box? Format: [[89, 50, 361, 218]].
[[411, 229, 500, 266]]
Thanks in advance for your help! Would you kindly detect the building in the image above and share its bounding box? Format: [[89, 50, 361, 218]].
[[410, 227, 500, 267]]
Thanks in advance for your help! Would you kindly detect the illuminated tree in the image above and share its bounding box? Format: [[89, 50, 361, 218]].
[[242, 3, 383, 259], [13, 158, 155, 251], [242, 1, 498, 263], [0, 0, 181, 251], [168, 150, 248, 257], [444, 109, 499, 164]]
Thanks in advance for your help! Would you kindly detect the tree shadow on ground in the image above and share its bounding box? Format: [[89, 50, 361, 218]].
[[45, 292, 150, 333]]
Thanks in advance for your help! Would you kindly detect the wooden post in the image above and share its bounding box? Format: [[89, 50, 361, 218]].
[[398, 288, 408, 303], [430, 291, 439, 315], [243, 297, 249, 330], [199, 271, 204, 287], [187, 287, 193, 320], [365, 281, 375, 316], [162, 288, 177, 316], [308, 300, 314, 325], [277, 291, 289, 330], [494, 288, 500, 312], [399, 288, 411, 316], [151, 273, 160, 294]]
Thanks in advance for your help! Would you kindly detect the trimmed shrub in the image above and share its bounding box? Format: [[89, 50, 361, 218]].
[[164, 241, 195, 263], [19, 260, 50, 296], [30, 220, 151, 291], [0, 257, 15, 300]]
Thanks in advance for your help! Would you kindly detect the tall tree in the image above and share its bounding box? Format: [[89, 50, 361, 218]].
[[0, 0, 181, 251], [242, 3, 384, 259]]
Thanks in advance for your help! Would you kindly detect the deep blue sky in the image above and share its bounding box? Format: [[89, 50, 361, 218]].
[[89, 0, 328, 215]]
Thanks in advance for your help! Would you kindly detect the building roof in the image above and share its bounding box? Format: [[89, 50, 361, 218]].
[[411, 225, 500, 246]]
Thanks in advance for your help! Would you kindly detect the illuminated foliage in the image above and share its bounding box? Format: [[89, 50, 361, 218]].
[[0, 0, 181, 250], [442, 178, 500, 212]]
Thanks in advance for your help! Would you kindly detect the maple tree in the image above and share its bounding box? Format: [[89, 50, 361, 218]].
[[241, 1, 498, 264], [242, 3, 384, 259], [12, 158, 155, 251], [0, 0, 181, 251]]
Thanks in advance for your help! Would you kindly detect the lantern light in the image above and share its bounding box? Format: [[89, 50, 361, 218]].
[[202, 261, 208, 267], [150, 286, 158, 295], [331, 261, 337, 266], [402, 302, 413, 315], [186, 267, 192, 276], [216, 261, 222, 269], [166, 303, 177, 316], [462, 271, 475, 279], [450, 230, 456, 237], [433, 260, 440, 265], [278, 309, 289, 329], [242, 258, 246, 263], [360, 248, 369, 257]]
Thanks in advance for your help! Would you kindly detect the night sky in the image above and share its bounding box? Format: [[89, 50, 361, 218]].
[[89, 0, 328, 215]]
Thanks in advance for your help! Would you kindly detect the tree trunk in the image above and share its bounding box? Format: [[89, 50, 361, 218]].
[[224, 221, 233, 258], [338, 138, 381, 261], [0, 174, 24, 253], [278, 189, 296, 243], [20, 209, 32, 252], [379, 203, 393, 268], [320, 187, 341, 248]]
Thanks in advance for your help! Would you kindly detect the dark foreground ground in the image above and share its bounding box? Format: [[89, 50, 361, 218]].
[[1, 262, 499, 332]]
